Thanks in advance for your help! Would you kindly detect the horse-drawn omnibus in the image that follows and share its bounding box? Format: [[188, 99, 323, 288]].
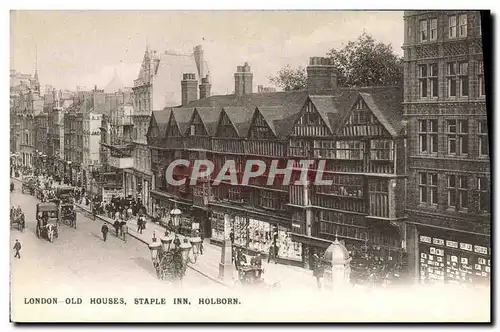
[[35, 202, 59, 243]]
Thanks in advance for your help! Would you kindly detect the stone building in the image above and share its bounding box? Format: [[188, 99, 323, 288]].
[[119, 45, 210, 213], [403, 10, 490, 284]]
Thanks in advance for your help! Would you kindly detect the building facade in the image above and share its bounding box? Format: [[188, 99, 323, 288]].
[[147, 59, 407, 280], [125, 45, 210, 213], [403, 10, 490, 285]]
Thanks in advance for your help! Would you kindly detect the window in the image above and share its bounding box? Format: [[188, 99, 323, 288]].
[[447, 174, 468, 209], [447, 175, 456, 207], [429, 64, 439, 97], [446, 119, 468, 154], [478, 177, 490, 213], [190, 124, 195, 136], [447, 63, 457, 97], [418, 119, 438, 153], [458, 176, 468, 209], [419, 172, 438, 205], [449, 16, 457, 38], [318, 174, 363, 197], [420, 20, 428, 41], [418, 18, 437, 42], [370, 140, 394, 160], [458, 62, 469, 96], [418, 65, 428, 97], [430, 18, 438, 41], [478, 120, 488, 156], [447, 62, 469, 97], [478, 60, 485, 96], [459, 14, 468, 37], [336, 141, 363, 160]]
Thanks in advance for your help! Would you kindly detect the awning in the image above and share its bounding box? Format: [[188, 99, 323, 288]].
[[290, 233, 333, 249]]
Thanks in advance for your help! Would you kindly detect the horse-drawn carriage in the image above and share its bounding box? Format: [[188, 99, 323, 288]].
[[10, 207, 25, 232], [60, 203, 77, 228], [35, 202, 59, 243], [21, 176, 37, 195]]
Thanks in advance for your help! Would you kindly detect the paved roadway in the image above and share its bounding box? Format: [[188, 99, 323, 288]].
[[10, 184, 222, 304]]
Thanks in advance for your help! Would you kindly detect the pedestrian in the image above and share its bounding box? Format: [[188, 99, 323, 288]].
[[121, 222, 128, 242], [13, 239, 21, 259], [313, 254, 324, 290], [10, 181, 14, 193], [200, 233, 204, 255], [113, 219, 121, 237], [101, 223, 109, 242], [230, 229, 235, 245]]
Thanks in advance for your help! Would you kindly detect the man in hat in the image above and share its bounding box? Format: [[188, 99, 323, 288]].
[[13, 240, 21, 259], [101, 223, 109, 242]]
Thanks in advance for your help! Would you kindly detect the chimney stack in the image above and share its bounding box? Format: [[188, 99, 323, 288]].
[[199, 74, 212, 99], [234, 62, 253, 96], [181, 73, 198, 105], [306, 57, 338, 94], [193, 45, 204, 78]]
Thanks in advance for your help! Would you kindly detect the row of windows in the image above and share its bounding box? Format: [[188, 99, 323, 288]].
[[418, 13, 473, 42], [418, 172, 490, 212], [418, 61, 485, 98], [418, 119, 489, 156]]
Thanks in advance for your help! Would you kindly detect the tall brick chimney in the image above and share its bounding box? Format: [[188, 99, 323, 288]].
[[193, 45, 204, 78], [234, 62, 253, 96], [306, 57, 338, 94], [181, 73, 198, 105], [199, 74, 212, 99]]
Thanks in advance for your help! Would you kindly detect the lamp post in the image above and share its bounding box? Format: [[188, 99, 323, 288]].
[[170, 205, 182, 234]]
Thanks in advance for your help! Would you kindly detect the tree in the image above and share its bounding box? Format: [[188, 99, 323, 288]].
[[269, 32, 403, 91], [268, 65, 307, 91], [328, 32, 403, 87]]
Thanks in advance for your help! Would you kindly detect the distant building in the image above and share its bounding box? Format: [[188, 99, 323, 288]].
[[113, 45, 211, 212], [257, 85, 276, 93]]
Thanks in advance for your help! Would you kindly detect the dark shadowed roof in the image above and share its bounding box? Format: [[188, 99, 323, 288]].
[[171, 86, 402, 138], [194, 107, 220, 136], [151, 110, 171, 135], [222, 107, 253, 137], [257, 106, 302, 138], [171, 108, 195, 135], [359, 86, 403, 136]]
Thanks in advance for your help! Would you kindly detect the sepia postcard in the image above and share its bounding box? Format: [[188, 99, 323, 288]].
[[9, 9, 491, 323]]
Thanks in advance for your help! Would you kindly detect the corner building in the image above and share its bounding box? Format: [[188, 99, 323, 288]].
[[147, 58, 407, 279], [403, 11, 490, 284]]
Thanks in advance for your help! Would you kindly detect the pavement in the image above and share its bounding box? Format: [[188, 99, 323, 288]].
[[11, 175, 319, 291]]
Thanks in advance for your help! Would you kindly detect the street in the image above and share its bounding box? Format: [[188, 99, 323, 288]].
[[10, 183, 222, 305]]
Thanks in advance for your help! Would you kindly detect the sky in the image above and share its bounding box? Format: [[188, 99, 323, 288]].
[[10, 10, 404, 95]]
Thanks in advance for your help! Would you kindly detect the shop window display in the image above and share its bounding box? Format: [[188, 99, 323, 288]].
[[210, 212, 302, 260]]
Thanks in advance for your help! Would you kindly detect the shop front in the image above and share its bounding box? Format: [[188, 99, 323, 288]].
[[417, 227, 490, 285], [150, 190, 196, 237], [209, 204, 303, 266]]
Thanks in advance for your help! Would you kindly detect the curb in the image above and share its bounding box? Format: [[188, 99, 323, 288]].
[[73, 203, 229, 288]]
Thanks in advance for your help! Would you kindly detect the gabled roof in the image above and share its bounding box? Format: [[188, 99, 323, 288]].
[[170, 108, 195, 136], [151, 110, 171, 136], [256, 106, 302, 138], [222, 107, 253, 137], [359, 86, 403, 136], [177, 86, 402, 138], [194, 107, 220, 136]]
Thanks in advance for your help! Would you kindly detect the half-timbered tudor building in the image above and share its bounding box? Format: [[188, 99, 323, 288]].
[[403, 11, 490, 285], [147, 58, 406, 275]]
